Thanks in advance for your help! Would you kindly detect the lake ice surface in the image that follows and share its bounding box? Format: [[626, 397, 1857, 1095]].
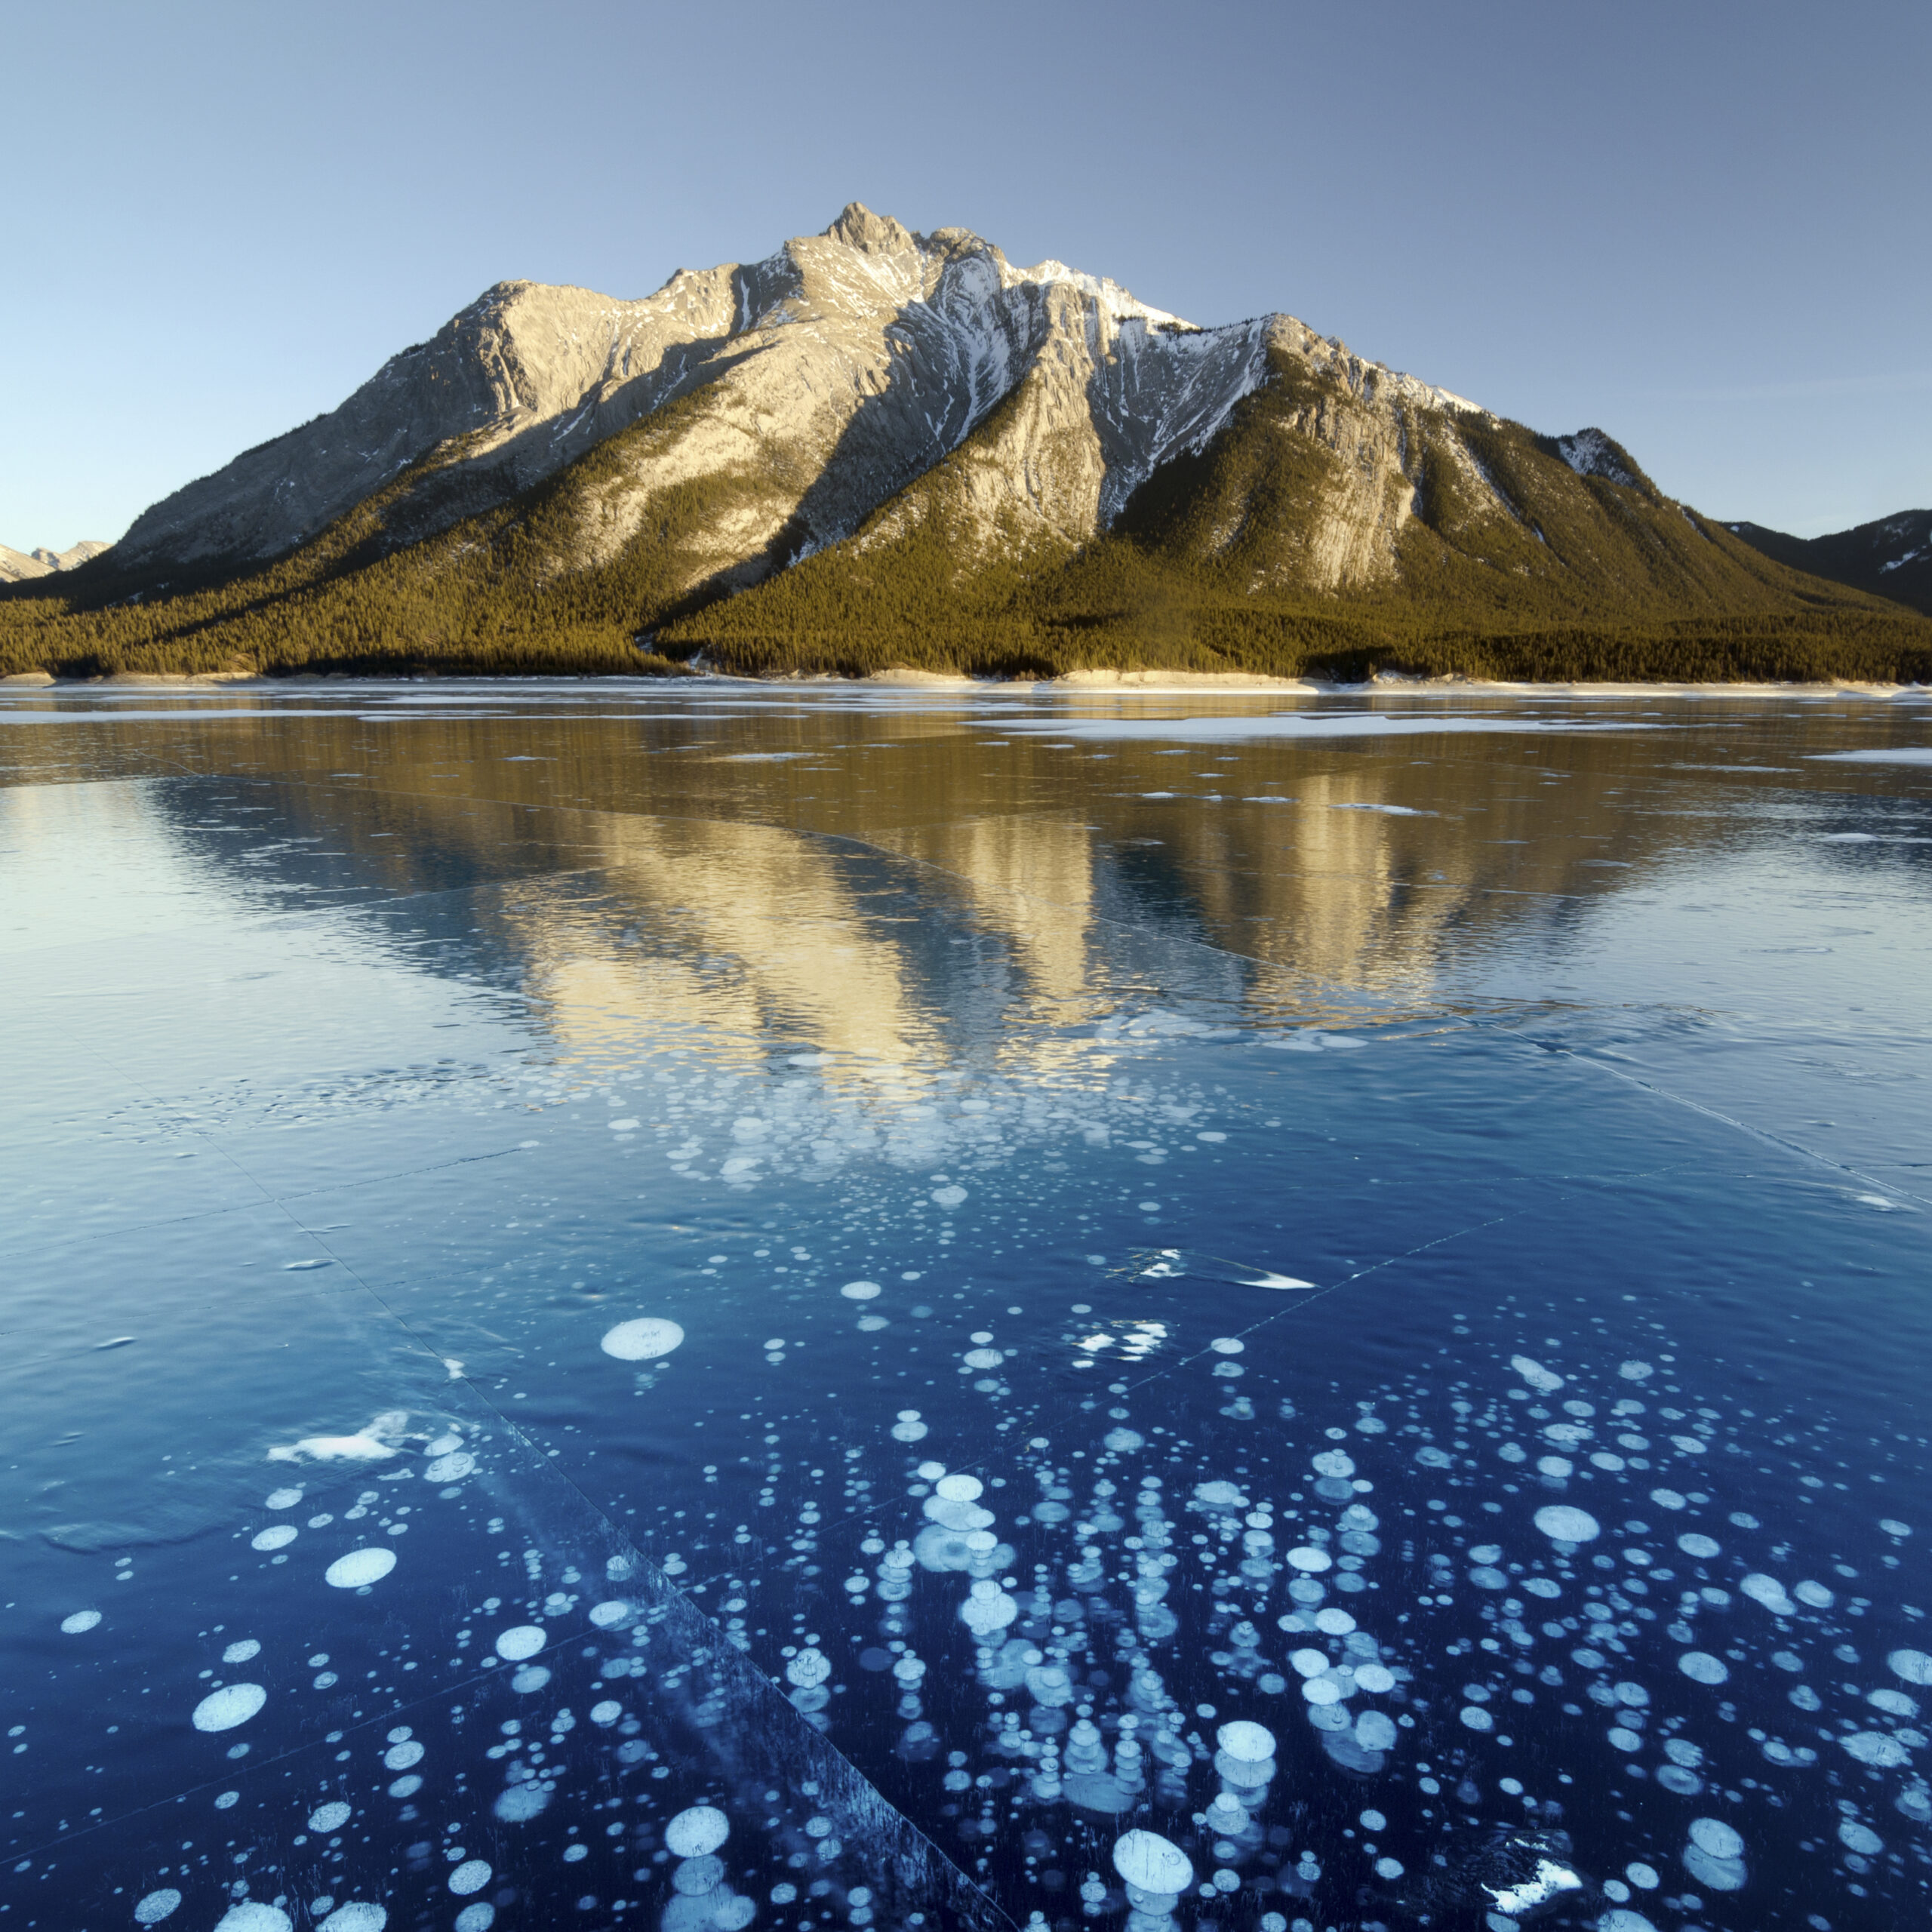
[[2, 679, 1930, 1931]]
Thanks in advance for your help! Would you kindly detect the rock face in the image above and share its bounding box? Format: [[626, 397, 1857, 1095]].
[[0, 540, 111, 583], [88, 202, 1879, 648], [1729, 509, 1932, 617], [108, 204, 1479, 590]]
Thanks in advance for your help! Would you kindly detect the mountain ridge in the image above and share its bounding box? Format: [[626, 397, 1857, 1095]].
[[1727, 511, 1932, 618], [4, 205, 1927, 685]]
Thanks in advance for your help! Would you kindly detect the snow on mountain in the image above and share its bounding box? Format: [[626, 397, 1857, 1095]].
[[1555, 429, 1641, 487], [1727, 507, 1932, 617], [107, 204, 1509, 593]]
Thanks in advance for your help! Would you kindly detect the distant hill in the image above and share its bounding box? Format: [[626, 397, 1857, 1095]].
[[3, 205, 1927, 684], [1727, 512, 1932, 619], [0, 540, 110, 584]]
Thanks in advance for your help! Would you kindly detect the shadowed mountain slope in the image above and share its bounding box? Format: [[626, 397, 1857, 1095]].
[[1728, 511, 1932, 618]]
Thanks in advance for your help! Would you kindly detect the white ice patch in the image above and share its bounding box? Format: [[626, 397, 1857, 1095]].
[[1533, 1506, 1599, 1543], [309, 1801, 352, 1832], [1687, 1818, 1743, 1860], [1678, 1651, 1730, 1685], [1136, 1248, 1314, 1289], [252, 1525, 298, 1552], [1741, 1573, 1798, 1614], [666, 1805, 731, 1857], [1888, 1648, 1932, 1686], [134, 1891, 183, 1924], [494, 1625, 546, 1661], [839, 1281, 882, 1300], [319, 1907, 386, 1931], [1842, 1730, 1912, 1767], [425, 1451, 475, 1483], [192, 1683, 266, 1732], [325, 1548, 397, 1589], [1217, 1720, 1275, 1762], [1511, 1355, 1564, 1393], [269, 1432, 395, 1463], [1112, 1829, 1193, 1896], [1487, 1857, 1583, 1915], [448, 1860, 493, 1895], [601, 1317, 685, 1361], [60, 1610, 101, 1634]]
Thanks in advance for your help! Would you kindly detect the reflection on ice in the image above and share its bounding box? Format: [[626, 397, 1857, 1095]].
[[6, 688, 1932, 1932], [989, 713, 1657, 744]]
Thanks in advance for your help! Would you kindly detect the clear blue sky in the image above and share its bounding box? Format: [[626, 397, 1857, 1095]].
[[4, 0, 1926, 551]]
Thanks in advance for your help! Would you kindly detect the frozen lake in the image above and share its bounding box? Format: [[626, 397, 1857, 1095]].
[[3, 678, 1930, 1932]]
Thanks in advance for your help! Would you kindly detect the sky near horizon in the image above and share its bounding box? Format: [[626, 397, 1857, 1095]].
[[3, 0, 1927, 552]]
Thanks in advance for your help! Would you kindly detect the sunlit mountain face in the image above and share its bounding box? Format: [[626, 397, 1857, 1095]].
[[5, 678, 1931, 1932]]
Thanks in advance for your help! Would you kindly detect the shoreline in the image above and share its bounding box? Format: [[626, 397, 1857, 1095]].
[[3, 666, 1927, 700]]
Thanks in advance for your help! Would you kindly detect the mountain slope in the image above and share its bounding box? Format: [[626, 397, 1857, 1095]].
[[1727, 512, 1932, 617], [106, 205, 1284, 596], [663, 332, 1921, 678], [5, 205, 1928, 684]]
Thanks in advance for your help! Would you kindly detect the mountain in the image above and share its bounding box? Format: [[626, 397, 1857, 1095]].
[[109, 203, 1294, 589], [4, 206, 1927, 684], [1727, 511, 1932, 618], [0, 540, 111, 584]]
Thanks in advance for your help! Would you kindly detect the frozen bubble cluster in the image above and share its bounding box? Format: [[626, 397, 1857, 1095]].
[[8, 772, 1932, 1932], [14, 1267, 1930, 1932]]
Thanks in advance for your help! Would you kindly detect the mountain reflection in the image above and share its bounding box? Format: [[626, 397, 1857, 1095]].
[[10, 691, 1918, 1075]]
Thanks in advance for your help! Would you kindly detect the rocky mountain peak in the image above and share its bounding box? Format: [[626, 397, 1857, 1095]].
[[1555, 428, 1644, 490], [84, 204, 1737, 631], [822, 202, 918, 256]]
